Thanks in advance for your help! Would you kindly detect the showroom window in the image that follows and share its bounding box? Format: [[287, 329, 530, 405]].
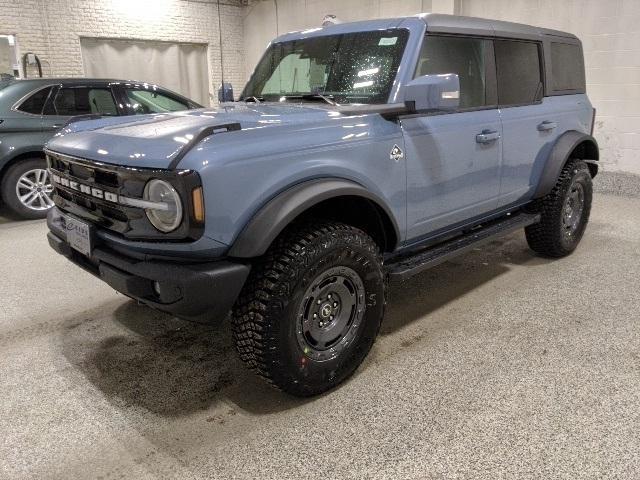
[[47, 87, 118, 116], [414, 35, 491, 109], [16, 86, 53, 114], [0, 34, 19, 79], [550, 42, 586, 92], [494, 39, 543, 106], [124, 88, 189, 114]]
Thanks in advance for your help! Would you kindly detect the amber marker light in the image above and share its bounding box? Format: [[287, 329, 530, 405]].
[[192, 187, 205, 223]]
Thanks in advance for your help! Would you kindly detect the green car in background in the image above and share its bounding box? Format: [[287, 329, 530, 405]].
[[0, 78, 201, 219]]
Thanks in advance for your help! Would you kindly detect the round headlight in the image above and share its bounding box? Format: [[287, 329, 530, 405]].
[[143, 179, 183, 233]]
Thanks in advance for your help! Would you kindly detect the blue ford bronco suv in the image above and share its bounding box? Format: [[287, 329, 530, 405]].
[[45, 14, 598, 396]]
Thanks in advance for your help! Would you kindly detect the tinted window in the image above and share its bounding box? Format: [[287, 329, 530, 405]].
[[494, 40, 543, 106], [415, 35, 490, 109], [242, 29, 409, 104], [124, 88, 189, 114], [48, 87, 118, 116], [551, 42, 585, 92], [17, 86, 53, 114]]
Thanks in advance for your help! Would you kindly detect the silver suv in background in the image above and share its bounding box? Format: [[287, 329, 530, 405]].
[[0, 78, 201, 219]]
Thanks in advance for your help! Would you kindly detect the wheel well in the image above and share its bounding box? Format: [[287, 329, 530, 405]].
[[0, 151, 45, 179], [568, 140, 599, 177], [296, 195, 398, 252]]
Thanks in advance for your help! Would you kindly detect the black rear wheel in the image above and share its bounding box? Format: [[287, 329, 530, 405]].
[[231, 221, 385, 396], [526, 159, 592, 257]]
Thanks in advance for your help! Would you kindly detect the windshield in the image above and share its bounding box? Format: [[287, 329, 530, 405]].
[[241, 29, 409, 104]]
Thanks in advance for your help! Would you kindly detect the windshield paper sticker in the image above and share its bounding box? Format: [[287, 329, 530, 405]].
[[378, 37, 398, 46]]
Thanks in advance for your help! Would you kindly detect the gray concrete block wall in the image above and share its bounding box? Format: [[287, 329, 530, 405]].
[[459, 0, 640, 175], [0, 0, 246, 106]]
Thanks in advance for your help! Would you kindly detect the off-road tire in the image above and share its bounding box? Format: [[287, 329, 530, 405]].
[[1, 158, 53, 220], [231, 221, 385, 396], [525, 159, 592, 257]]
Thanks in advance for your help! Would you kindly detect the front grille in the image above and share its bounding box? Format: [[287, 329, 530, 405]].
[[46, 150, 203, 241]]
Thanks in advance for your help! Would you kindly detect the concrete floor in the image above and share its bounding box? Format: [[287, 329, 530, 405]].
[[1, 193, 639, 479]]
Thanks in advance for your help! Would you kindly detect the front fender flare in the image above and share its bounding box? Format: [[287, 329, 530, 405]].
[[533, 130, 599, 199], [228, 178, 400, 258]]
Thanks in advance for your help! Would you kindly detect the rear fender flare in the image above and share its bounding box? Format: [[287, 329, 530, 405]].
[[533, 130, 599, 199]]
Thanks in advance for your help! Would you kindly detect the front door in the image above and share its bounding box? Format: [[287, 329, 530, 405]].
[[401, 34, 501, 241]]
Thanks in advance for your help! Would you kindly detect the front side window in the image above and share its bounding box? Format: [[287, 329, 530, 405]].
[[17, 86, 53, 114], [47, 87, 118, 116], [494, 40, 543, 106], [124, 88, 189, 114], [415, 35, 490, 109], [242, 29, 409, 104]]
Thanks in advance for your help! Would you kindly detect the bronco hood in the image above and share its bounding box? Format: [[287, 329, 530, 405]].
[[45, 103, 338, 169]]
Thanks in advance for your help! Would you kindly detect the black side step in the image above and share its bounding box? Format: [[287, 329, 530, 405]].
[[386, 212, 540, 283]]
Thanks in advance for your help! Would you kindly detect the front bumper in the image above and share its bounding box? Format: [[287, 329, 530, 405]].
[[47, 208, 250, 322]]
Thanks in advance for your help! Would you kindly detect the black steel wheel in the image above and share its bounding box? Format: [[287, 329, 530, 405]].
[[526, 159, 592, 257], [232, 221, 385, 396], [296, 266, 366, 362]]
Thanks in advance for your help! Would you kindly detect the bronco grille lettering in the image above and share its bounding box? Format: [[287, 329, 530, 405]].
[[52, 172, 120, 205]]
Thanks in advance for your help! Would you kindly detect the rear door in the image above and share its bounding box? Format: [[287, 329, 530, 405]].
[[495, 39, 560, 206], [41, 83, 122, 134], [0, 85, 54, 158], [401, 35, 502, 241]]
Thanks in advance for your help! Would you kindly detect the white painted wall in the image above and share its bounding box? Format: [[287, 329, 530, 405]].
[[0, 0, 246, 106], [243, 0, 459, 81], [459, 0, 640, 173]]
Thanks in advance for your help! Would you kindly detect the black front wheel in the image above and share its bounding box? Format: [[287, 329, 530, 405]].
[[232, 221, 385, 396], [526, 159, 592, 257]]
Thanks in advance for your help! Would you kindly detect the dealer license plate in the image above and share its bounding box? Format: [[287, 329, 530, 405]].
[[63, 214, 93, 256]]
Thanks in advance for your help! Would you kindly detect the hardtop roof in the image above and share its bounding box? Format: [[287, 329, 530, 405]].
[[273, 13, 578, 43]]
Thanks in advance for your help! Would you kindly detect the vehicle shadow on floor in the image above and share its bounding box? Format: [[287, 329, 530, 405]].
[[61, 233, 552, 418], [381, 234, 551, 334]]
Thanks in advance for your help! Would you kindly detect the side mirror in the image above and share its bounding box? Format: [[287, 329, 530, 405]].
[[218, 82, 234, 102], [403, 73, 460, 112]]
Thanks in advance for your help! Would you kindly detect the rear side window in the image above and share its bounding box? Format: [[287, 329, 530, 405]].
[[494, 40, 543, 106], [47, 87, 118, 116], [550, 42, 585, 92], [17, 86, 53, 114], [415, 35, 491, 109]]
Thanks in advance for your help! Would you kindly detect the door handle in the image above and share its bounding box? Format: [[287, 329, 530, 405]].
[[476, 129, 500, 144], [537, 121, 557, 131]]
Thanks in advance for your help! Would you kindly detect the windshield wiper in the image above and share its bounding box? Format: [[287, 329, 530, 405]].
[[281, 94, 338, 106], [244, 96, 264, 103]]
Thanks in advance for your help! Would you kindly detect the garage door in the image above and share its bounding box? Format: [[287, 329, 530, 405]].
[[80, 37, 210, 106]]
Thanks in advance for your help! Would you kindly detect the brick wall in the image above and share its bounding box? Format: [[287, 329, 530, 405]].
[[459, 0, 640, 174], [0, 0, 245, 106]]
